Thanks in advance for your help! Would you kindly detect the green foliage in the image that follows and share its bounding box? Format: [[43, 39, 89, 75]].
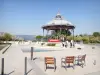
[[96, 40, 100, 43], [0, 36, 5, 41], [3, 33, 12, 41], [35, 31, 100, 44], [82, 36, 89, 44], [51, 30, 71, 39], [93, 32, 100, 37], [0, 36, 3, 41], [89, 36, 96, 43], [36, 35, 43, 41], [89, 36, 100, 43], [74, 36, 82, 42], [47, 43, 56, 46], [59, 30, 71, 36], [67, 36, 73, 40], [79, 34, 83, 37], [63, 32, 100, 44]]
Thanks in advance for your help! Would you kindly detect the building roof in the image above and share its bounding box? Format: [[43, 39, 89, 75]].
[[42, 13, 75, 30], [45, 13, 73, 26]]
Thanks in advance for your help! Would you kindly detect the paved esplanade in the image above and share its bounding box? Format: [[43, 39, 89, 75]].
[[0, 43, 100, 75], [0, 44, 36, 75]]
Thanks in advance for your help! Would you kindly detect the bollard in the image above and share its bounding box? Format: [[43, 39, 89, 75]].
[[31, 47, 33, 60], [25, 57, 27, 75], [93, 60, 96, 65], [1, 58, 4, 75]]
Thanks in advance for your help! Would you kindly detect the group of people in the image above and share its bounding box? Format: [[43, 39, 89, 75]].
[[62, 40, 74, 48]]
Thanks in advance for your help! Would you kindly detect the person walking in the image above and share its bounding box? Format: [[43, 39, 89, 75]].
[[65, 41, 68, 48], [70, 40, 72, 48], [62, 41, 64, 47]]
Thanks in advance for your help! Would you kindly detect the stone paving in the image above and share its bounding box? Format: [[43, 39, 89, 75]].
[[0, 43, 100, 75], [0, 44, 36, 75]]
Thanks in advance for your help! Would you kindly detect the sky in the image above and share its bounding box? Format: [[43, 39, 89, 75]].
[[0, 0, 100, 35]]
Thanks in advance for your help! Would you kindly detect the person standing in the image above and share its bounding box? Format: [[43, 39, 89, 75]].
[[65, 40, 68, 48], [70, 40, 72, 48], [62, 41, 64, 47]]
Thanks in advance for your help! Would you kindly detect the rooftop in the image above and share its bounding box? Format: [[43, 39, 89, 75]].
[[46, 13, 73, 26]]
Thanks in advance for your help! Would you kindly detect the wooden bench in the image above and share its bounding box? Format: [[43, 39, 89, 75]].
[[75, 54, 86, 68], [61, 56, 75, 70], [44, 57, 56, 71]]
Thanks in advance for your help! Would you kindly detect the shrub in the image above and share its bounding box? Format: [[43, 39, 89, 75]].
[[67, 36, 73, 41], [93, 32, 100, 37], [82, 36, 89, 44], [74, 36, 82, 42], [96, 40, 100, 43], [36, 35, 43, 41], [47, 43, 56, 46], [83, 40, 89, 44], [89, 36, 100, 43], [89, 40, 96, 43]]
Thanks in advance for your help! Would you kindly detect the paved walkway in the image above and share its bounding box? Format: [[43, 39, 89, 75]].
[[85, 71, 100, 75], [28, 59, 47, 75], [0, 44, 36, 75], [0, 43, 100, 75]]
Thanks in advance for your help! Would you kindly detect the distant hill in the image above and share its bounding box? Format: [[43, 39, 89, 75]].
[[16, 35, 36, 40]]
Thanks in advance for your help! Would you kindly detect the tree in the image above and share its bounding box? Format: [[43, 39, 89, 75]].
[[3, 33, 12, 41], [0, 36, 2, 40], [89, 36, 97, 43], [67, 36, 73, 41], [60, 30, 71, 36], [51, 30, 71, 40], [79, 34, 83, 37], [0, 36, 2, 43], [93, 32, 100, 37], [82, 36, 89, 44], [36, 35, 43, 41], [75, 36, 82, 42]]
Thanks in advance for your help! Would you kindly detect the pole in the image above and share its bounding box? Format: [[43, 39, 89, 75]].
[[43, 29, 44, 37], [1, 58, 4, 75], [73, 29, 74, 47], [43, 29, 44, 41], [60, 28, 62, 41], [67, 29, 68, 38], [31, 47, 33, 60], [25, 57, 27, 75], [46, 30, 49, 41]]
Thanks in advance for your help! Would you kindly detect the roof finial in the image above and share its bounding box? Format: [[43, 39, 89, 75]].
[[58, 8, 60, 13], [57, 8, 60, 15]]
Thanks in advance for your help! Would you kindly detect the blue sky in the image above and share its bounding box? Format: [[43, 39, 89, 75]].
[[0, 0, 100, 35]]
